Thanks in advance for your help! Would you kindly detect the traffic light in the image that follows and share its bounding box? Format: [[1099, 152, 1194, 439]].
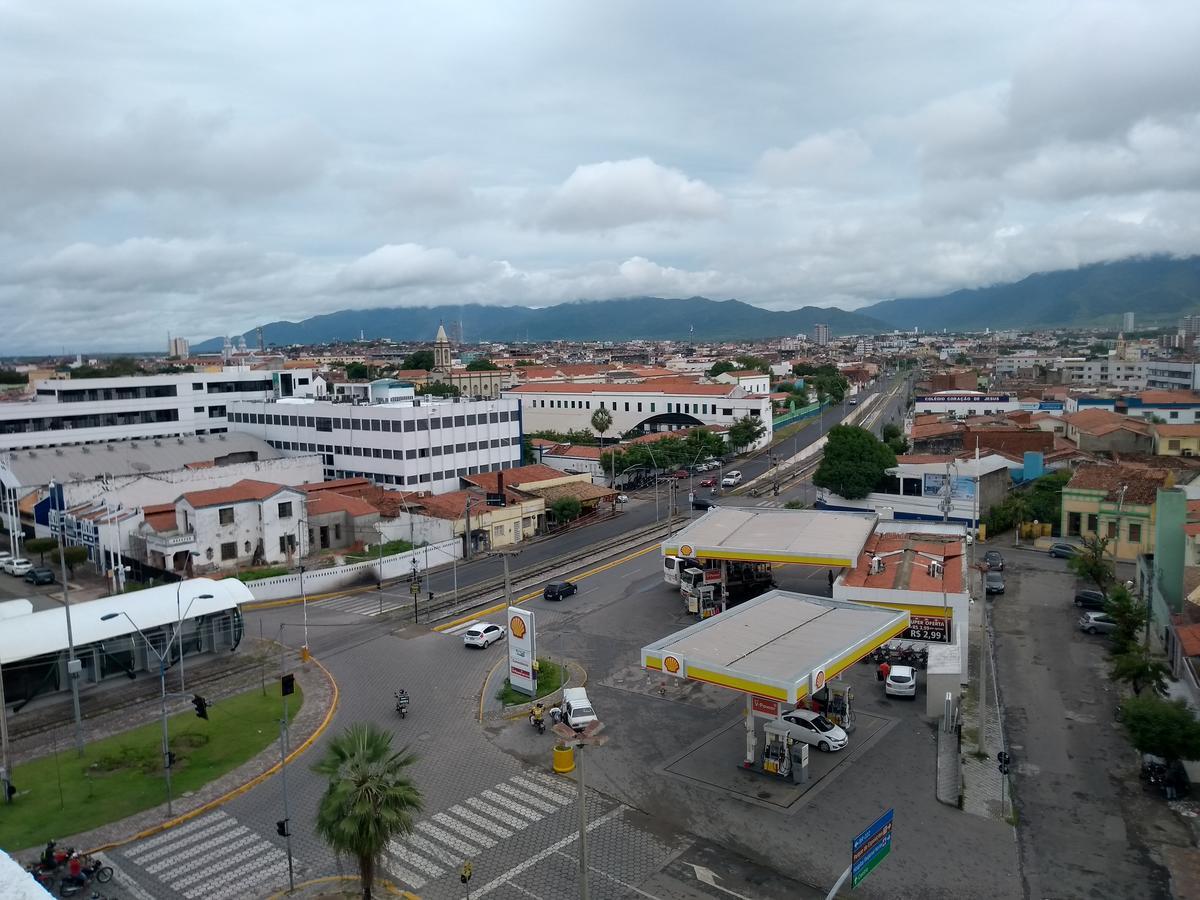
[[192, 694, 209, 719], [460, 861, 473, 884], [281, 673, 296, 697], [276, 819, 290, 837]]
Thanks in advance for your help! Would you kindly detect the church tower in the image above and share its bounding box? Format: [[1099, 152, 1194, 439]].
[[433, 323, 453, 374]]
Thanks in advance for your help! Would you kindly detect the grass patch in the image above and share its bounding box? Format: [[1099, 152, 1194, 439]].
[[0, 685, 302, 851], [235, 566, 291, 582], [346, 539, 414, 562], [496, 658, 567, 706]]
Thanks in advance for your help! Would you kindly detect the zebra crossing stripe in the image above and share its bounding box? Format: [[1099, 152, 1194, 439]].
[[386, 840, 445, 878], [444, 619, 480, 635], [525, 770, 578, 798], [145, 828, 255, 876], [381, 857, 428, 891], [416, 820, 482, 855], [510, 775, 574, 805], [452, 804, 514, 838], [175, 842, 287, 893], [481, 788, 543, 821], [431, 811, 497, 848], [183, 857, 290, 900], [130, 817, 241, 866], [492, 781, 559, 813], [405, 833, 462, 867], [465, 796, 535, 831], [122, 814, 219, 858]]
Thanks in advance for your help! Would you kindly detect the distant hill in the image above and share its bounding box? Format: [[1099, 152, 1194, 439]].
[[193, 297, 885, 350], [862, 256, 1200, 331]]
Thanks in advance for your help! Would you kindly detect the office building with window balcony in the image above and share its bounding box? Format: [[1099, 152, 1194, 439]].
[[227, 394, 523, 493]]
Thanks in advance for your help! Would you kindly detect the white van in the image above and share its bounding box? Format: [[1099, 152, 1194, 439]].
[[721, 470, 742, 487], [560, 687, 598, 731]]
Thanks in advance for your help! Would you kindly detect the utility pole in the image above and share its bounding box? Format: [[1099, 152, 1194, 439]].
[[50, 482, 84, 757], [0, 650, 11, 804]]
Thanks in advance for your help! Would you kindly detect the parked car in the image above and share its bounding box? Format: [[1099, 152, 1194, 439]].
[[1074, 589, 1107, 610], [0, 551, 10, 566], [699, 478, 716, 488], [560, 687, 597, 731], [885, 665, 918, 699], [2, 557, 32, 577], [24, 566, 55, 586], [721, 470, 743, 487], [848, 398, 858, 406], [1048, 542, 1080, 559], [692, 499, 718, 511], [1079, 611, 1117, 635], [779, 709, 848, 752], [983, 550, 1004, 571], [615, 494, 629, 503], [985, 570, 1006, 595], [462, 622, 506, 648], [543, 580, 578, 601], [671, 470, 689, 480]]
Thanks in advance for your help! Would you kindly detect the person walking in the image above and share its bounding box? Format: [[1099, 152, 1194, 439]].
[[877, 660, 890, 683], [827, 569, 835, 593]]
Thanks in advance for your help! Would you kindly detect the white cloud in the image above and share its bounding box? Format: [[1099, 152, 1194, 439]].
[[757, 130, 872, 186], [336, 243, 494, 291], [537, 158, 723, 231]]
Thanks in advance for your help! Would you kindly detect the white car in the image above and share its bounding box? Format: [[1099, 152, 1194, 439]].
[[779, 708, 848, 752], [721, 470, 742, 487], [3, 557, 32, 577], [885, 665, 918, 699], [560, 687, 598, 731], [462, 622, 506, 648], [615, 494, 629, 503]]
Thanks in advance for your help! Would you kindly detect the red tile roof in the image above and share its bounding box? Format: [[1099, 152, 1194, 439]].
[[1153, 424, 1200, 437], [1063, 408, 1150, 436], [543, 445, 602, 460], [1175, 622, 1200, 658], [895, 454, 957, 464], [301, 478, 374, 493], [462, 464, 568, 491], [842, 533, 965, 594], [1138, 391, 1200, 405], [1065, 464, 1170, 505], [180, 479, 298, 508], [306, 491, 379, 518]]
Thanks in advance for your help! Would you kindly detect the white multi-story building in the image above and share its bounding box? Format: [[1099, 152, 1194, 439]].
[[1123, 312, 1135, 332], [1058, 358, 1147, 389], [813, 324, 831, 346], [912, 391, 1023, 418], [229, 395, 523, 492], [0, 367, 315, 452], [503, 380, 772, 449], [714, 371, 771, 394], [1145, 361, 1200, 392]]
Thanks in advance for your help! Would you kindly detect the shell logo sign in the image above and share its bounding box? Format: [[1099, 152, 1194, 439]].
[[679, 544, 694, 558], [510, 615, 527, 639], [663, 655, 684, 677], [811, 667, 826, 693]]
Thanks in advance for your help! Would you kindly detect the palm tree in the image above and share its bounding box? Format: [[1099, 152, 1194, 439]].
[[313, 723, 424, 899], [591, 407, 614, 485]]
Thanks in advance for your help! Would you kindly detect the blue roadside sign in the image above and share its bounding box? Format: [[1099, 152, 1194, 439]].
[[851, 808, 893, 888]]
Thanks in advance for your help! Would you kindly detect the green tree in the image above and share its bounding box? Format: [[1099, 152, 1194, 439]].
[[514, 359, 537, 366], [51, 546, 88, 576], [783, 500, 804, 509], [734, 355, 770, 373], [707, 361, 736, 377], [881, 423, 909, 455], [1121, 695, 1200, 764], [0, 370, 28, 385], [71, 357, 146, 379], [1111, 646, 1170, 697], [550, 496, 582, 524], [728, 416, 766, 452], [345, 362, 377, 380], [465, 358, 499, 371], [521, 436, 537, 465], [401, 350, 435, 371], [416, 382, 460, 397], [314, 723, 423, 900], [954, 353, 971, 366], [1069, 536, 1116, 597], [24, 537, 58, 564], [590, 407, 614, 482], [814, 425, 897, 500], [1104, 584, 1148, 653]]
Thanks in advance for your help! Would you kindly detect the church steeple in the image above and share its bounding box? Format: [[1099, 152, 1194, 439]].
[[433, 323, 452, 373]]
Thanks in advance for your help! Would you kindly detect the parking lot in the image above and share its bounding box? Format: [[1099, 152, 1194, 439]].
[[991, 546, 1188, 900]]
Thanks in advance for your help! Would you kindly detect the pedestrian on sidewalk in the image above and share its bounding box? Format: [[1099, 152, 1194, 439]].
[[877, 660, 890, 682], [827, 569, 835, 592]]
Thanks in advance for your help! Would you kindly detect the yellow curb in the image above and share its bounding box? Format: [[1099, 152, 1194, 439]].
[[434, 543, 658, 633], [265, 875, 417, 898], [497, 661, 589, 721], [87, 651, 341, 855]]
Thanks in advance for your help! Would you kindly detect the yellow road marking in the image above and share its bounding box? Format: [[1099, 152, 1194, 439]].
[[433, 544, 658, 633], [87, 651, 341, 855]]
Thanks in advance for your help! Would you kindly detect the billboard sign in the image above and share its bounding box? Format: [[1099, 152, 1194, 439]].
[[922, 473, 975, 500], [852, 808, 893, 888], [903, 614, 952, 643], [507, 606, 537, 696], [915, 394, 1009, 403], [751, 696, 780, 717]]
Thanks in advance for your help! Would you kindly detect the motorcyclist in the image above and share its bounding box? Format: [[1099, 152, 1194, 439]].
[[529, 701, 545, 731], [64, 852, 84, 887]]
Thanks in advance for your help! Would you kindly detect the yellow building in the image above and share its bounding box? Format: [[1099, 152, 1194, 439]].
[[1060, 464, 1172, 561], [1153, 424, 1200, 458]]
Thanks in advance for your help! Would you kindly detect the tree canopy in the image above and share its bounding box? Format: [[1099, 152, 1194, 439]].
[[813, 425, 897, 500], [550, 496, 582, 523], [0, 370, 29, 385], [728, 415, 767, 452], [600, 429, 727, 478], [465, 358, 499, 371], [400, 350, 435, 371], [70, 357, 146, 379], [416, 381, 459, 397], [1121, 695, 1200, 763], [1069, 536, 1117, 597]]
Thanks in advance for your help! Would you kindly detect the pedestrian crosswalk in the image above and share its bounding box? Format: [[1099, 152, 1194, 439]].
[[443, 618, 483, 636], [381, 770, 578, 891], [115, 810, 295, 900], [317, 588, 414, 617]]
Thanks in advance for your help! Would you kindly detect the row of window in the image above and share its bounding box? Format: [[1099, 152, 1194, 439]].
[[266, 436, 518, 459], [0, 409, 181, 435], [1077, 513, 1143, 543], [329, 457, 516, 486], [524, 398, 734, 415], [230, 409, 515, 432]]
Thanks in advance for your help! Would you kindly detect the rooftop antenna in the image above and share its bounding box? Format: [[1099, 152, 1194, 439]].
[[257, 326, 265, 352]]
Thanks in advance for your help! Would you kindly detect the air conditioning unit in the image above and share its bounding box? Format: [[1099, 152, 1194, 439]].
[[1184, 449, 1194, 457], [869, 556, 885, 575], [928, 561, 944, 578]]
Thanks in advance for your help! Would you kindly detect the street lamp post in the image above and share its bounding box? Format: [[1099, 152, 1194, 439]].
[[175, 557, 205, 692], [49, 480, 84, 757], [101, 603, 202, 816]]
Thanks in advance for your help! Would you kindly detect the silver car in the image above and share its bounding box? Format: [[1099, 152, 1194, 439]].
[[1078, 611, 1117, 635]]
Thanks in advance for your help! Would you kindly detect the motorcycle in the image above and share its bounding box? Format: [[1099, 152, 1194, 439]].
[[529, 702, 546, 735], [394, 690, 410, 719]]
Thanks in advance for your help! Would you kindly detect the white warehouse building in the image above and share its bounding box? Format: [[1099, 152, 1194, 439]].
[[228, 395, 523, 493], [912, 391, 1023, 418], [0, 367, 315, 452], [503, 380, 772, 450]]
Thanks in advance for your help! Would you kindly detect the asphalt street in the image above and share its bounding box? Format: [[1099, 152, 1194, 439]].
[[991, 546, 1190, 900]]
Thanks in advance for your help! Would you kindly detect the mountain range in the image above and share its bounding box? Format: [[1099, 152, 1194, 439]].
[[195, 255, 1200, 350]]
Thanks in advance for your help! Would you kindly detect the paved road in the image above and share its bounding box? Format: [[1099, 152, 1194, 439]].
[[991, 546, 1188, 900]]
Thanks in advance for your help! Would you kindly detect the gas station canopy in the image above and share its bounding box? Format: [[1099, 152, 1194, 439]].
[[663, 508, 877, 568], [642, 590, 909, 705]]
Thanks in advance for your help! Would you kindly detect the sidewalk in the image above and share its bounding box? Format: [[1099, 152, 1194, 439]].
[[958, 597, 1011, 821]]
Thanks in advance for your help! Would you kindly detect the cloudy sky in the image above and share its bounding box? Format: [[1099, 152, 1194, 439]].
[[2, 1, 1199, 353]]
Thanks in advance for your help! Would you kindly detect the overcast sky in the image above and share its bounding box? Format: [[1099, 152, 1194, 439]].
[[2, 1, 1198, 353]]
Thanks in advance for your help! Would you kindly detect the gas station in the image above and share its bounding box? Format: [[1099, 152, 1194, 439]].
[[642, 589, 909, 800]]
